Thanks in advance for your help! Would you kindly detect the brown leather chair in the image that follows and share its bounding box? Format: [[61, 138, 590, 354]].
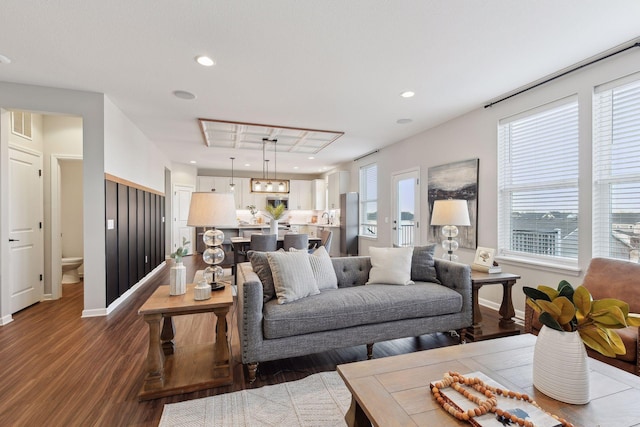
[[524, 257, 640, 375]]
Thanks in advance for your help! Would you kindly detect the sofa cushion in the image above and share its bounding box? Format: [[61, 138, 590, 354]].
[[366, 246, 414, 286], [247, 250, 276, 303], [267, 251, 320, 304], [262, 282, 463, 339], [411, 244, 440, 284]]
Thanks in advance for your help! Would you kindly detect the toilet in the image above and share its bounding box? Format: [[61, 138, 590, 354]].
[[61, 257, 84, 284]]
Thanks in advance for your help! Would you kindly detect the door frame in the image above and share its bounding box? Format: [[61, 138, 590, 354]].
[[391, 167, 421, 247], [50, 154, 83, 300], [172, 184, 195, 255]]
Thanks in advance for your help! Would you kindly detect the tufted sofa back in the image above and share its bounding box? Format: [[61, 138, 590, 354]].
[[331, 256, 372, 288]]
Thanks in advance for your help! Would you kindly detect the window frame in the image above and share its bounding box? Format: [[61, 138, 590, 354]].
[[497, 96, 580, 268], [359, 162, 378, 238]]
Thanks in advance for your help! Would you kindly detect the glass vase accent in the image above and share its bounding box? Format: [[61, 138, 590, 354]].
[[169, 261, 187, 295], [533, 325, 590, 404], [269, 219, 278, 235]]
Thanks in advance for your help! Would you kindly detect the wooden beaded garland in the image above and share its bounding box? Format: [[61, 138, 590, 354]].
[[430, 371, 574, 427]]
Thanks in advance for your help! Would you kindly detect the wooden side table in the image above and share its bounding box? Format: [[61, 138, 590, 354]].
[[465, 271, 522, 342], [138, 283, 234, 400]]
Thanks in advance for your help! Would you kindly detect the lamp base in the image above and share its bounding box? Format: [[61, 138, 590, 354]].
[[210, 282, 226, 291]]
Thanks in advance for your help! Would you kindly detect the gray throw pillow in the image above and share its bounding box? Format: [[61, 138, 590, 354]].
[[267, 251, 320, 304], [247, 250, 276, 302], [411, 244, 440, 284]]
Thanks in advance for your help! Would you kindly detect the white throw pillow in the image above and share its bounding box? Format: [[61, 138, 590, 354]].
[[267, 251, 320, 304], [366, 246, 415, 286], [309, 246, 338, 290]]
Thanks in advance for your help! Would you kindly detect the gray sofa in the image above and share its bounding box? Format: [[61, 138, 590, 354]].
[[237, 255, 472, 382]]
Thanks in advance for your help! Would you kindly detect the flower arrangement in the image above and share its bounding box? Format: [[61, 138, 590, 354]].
[[170, 237, 190, 263], [524, 280, 640, 357], [264, 203, 286, 220], [246, 205, 258, 217]]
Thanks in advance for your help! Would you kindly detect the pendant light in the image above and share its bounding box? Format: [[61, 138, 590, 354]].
[[273, 139, 285, 191], [229, 157, 236, 192], [265, 159, 273, 192]]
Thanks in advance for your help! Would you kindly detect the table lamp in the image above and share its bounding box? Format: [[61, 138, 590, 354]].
[[430, 199, 470, 261], [187, 192, 238, 289]]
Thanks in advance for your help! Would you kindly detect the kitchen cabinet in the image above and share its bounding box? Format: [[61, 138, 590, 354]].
[[289, 180, 312, 210], [312, 179, 326, 210], [197, 176, 222, 192], [327, 171, 349, 209]]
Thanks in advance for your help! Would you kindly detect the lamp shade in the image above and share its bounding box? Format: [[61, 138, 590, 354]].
[[186, 192, 238, 227], [430, 199, 471, 226]]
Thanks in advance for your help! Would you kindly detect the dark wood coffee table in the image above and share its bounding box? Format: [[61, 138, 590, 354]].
[[337, 334, 640, 426]]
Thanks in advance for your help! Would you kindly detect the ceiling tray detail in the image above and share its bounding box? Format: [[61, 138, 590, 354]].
[[198, 118, 344, 154]]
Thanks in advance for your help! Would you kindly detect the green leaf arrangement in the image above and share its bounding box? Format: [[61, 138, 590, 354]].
[[170, 237, 190, 263], [524, 280, 640, 357], [264, 203, 286, 220]]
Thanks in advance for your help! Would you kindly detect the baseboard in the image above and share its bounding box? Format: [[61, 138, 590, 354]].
[[0, 315, 14, 326], [478, 297, 525, 325], [42, 293, 53, 301], [81, 261, 166, 318]]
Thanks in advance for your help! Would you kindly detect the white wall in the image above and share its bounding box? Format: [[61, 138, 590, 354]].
[[104, 97, 169, 193], [344, 49, 640, 317]]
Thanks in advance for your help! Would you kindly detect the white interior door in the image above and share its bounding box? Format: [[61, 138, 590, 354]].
[[9, 146, 44, 312], [173, 184, 194, 255], [392, 169, 420, 247]]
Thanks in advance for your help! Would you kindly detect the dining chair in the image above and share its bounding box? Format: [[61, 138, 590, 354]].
[[319, 229, 333, 254], [283, 233, 309, 251], [250, 233, 278, 252]]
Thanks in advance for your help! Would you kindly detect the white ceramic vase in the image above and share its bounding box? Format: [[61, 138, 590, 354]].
[[533, 325, 590, 404], [169, 261, 187, 295], [269, 219, 278, 235]]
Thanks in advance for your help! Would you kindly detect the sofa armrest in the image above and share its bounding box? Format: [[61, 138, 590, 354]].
[[434, 259, 473, 322], [236, 262, 266, 364]]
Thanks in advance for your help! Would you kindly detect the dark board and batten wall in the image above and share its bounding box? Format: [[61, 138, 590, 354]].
[[105, 175, 165, 305]]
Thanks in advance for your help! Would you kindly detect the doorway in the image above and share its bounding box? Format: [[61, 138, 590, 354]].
[[392, 169, 420, 247], [51, 155, 84, 299], [172, 184, 195, 255]]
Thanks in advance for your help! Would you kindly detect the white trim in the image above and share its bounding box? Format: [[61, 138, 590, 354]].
[[0, 315, 14, 326], [82, 261, 166, 317], [50, 154, 83, 301], [495, 255, 582, 277]]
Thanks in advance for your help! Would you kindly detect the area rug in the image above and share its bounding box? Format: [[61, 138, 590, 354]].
[[158, 371, 351, 427]]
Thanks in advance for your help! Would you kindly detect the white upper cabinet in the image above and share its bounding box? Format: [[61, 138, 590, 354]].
[[289, 180, 312, 210], [327, 171, 349, 209], [312, 179, 326, 210], [197, 176, 220, 192]]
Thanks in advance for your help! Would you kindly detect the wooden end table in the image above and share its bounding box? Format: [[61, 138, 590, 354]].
[[465, 271, 522, 342], [138, 283, 234, 400]]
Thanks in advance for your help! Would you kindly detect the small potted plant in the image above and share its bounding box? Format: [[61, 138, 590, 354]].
[[169, 237, 190, 295], [264, 203, 286, 235], [247, 205, 258, 224], [524, 280, 640, 404]]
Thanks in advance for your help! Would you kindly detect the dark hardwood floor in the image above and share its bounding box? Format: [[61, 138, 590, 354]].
[[0, 255, 506, 427]]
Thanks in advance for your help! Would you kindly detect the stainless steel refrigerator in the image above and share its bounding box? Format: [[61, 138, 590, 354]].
[[340, 192, 359, 256]]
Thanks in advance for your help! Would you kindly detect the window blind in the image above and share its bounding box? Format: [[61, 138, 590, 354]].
[[498, 100, 579, 262], [360, 163, 378, 237], [593, 77, 640, 262]]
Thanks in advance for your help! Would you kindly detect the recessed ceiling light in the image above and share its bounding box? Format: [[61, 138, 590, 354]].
[[244, 163, 251, 167], [173, 90, 196, 100], [189, 160, 197, 164], [195, 56, 215, 67], [397, 118, 413, 124], [308, 156, 315, 160], [400, 91, 415, 98], [293, 166, 299, 170], [0, 54, 11, 64]]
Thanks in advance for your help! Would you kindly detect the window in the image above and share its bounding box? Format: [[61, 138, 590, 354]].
[[593, 76, 640, 262], [359, 163, 377, 237], [498, 98, 579, 264]]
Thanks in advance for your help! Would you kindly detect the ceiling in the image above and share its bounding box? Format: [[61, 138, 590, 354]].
[[1, 1, 639, 175]]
